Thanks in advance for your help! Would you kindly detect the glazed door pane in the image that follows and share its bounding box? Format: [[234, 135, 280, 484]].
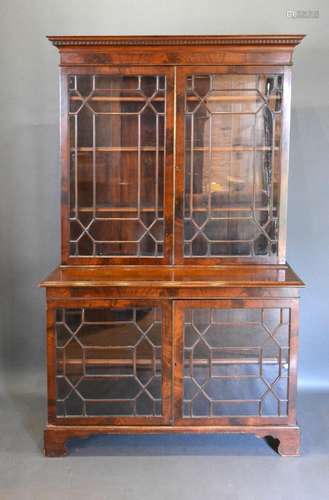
[[184, 73, 283, 258], [55, 306, 164, 418], [68, 73, 167, 258], [178, 304, 291, 420]]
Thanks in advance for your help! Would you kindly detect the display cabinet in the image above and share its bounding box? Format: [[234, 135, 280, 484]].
[[41, 35, 304, 456]]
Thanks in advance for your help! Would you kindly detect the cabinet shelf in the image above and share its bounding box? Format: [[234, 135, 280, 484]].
[[70, 206, 161, 213], [71, 205, 272, 214], [70, 96, 164, 102], [186, 146, 279, 152], [59, 357, 287, 367], [70, 205, 270, 214], [71, 146, 276, 154], [71, 147, 164, 153], [185, 206, 272, 212], [186, 95, 280, 102], [69, 95, 280, 103]]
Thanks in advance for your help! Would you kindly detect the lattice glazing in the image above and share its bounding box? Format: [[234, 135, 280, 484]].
[[68, 74, 166, 256], [183, 308, 290, 417], [184, 74, 283, 257], [55, 307, 163, 416]]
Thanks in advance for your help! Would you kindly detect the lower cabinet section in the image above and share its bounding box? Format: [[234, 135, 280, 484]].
[[45, 297, 300, 456]]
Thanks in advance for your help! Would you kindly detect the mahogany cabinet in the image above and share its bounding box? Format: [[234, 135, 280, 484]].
[[41, 35, 305, 456]]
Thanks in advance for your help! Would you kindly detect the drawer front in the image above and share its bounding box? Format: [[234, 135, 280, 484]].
[[47, 300, 171, 425], [173, 299, 298, 426]]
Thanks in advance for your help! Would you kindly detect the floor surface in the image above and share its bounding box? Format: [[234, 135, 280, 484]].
[[0, 388, 328, 500]]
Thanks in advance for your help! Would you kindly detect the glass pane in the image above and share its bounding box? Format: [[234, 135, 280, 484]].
[[184, 74, 283, 257], [56, 307, 163, 417], [68, 74, 166, 257], [183, 307, 290, 417]]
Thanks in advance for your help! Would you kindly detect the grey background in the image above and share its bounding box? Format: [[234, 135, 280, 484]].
[[1, 0, 328, 392], [0, 1, 329, 498]]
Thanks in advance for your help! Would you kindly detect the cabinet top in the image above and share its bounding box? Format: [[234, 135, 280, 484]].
[[47, 35, 305, 66], [48, 34, 305, 48]]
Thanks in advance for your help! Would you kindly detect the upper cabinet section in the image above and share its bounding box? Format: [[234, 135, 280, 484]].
[[49, 35, 304, 265]]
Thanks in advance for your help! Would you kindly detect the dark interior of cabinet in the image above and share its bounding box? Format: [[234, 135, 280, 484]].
[[184, 73, 282, 258], [55, 307, 163, 417], [68, 74, 166, 257], [68, 71, 282, 260]]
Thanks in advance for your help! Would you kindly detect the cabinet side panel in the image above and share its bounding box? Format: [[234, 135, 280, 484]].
[[287, 300, 299, 423], [60, 69, 70, 264], [278, 68, 292, 261], [47, 303, 57, 424]]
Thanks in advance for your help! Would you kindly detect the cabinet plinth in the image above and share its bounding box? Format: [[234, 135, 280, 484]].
[[41, 35, 305, 456]]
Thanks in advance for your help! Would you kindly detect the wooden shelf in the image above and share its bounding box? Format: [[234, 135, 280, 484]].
[[71, 206, 161, 213], [71, 147, 163, 153], [187, 146, 279, 152], [71, 146, 276, 154], [187, 95, 280, 102], [70, 96, 164, 102], [69, 95, 280, 103], [185, 206, 272, 213], [59, 357, 287, 367], [70, 205, 271, 214]]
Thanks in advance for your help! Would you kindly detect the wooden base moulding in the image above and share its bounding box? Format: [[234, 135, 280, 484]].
[[44, 425, 301, 457]]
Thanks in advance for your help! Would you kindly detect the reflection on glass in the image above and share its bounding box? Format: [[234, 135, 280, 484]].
[[68, 75, 166, 257], [183, 307, 289, 417], [184, 74, 283, 257], [56, 307, 162, 417]]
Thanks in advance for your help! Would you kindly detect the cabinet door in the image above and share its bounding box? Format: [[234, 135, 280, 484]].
[[61, 66, 174, 264], [47, 300, 171, 425], [173, 300, 298, 426], [175, 67, 289, 264]]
